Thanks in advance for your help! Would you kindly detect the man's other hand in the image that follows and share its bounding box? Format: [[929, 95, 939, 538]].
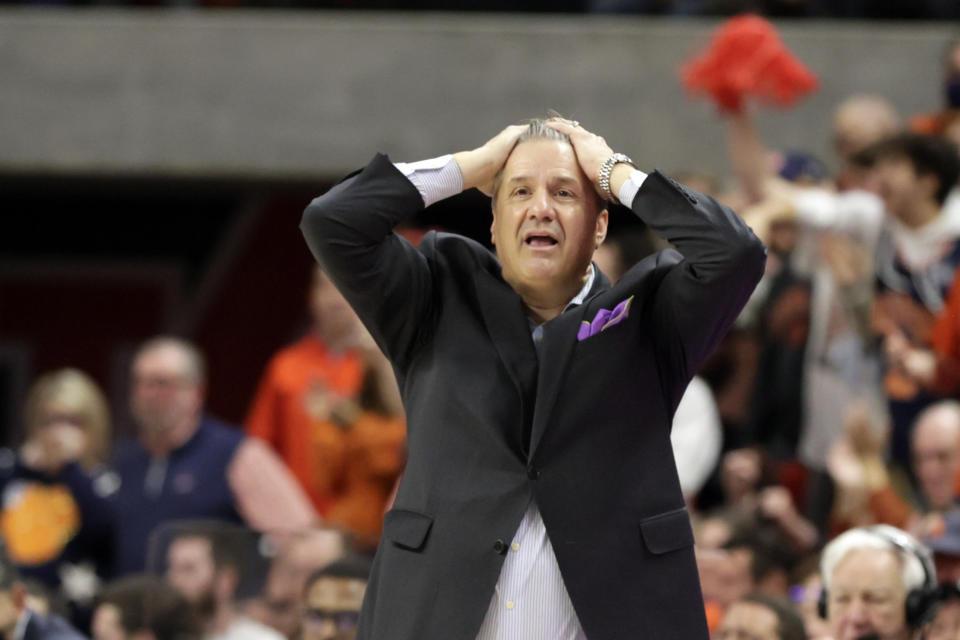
[[546, 119, 621, 198], [453, 124, 527, 196]]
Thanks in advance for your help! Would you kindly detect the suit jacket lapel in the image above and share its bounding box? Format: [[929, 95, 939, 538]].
[[474, 270, 539, 454], [529, 267, 611, 458]]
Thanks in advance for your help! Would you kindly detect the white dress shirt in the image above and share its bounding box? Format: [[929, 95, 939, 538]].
[[395, 154, 647, 640]]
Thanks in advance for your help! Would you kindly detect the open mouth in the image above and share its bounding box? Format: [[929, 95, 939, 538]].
[[524, 233, 559, 248]]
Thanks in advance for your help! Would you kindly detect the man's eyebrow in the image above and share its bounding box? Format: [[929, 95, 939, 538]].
[[505, 174, 581, 186]]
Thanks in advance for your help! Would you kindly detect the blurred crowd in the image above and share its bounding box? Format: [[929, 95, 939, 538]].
[[0, 267, 404, 640], [6, 20, 960, 640]]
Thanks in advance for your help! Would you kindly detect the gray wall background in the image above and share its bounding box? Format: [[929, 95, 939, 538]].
[[0, 10, 955, 179]]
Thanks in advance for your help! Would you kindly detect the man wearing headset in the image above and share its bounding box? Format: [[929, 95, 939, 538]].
[[820, 525, 941, 640]]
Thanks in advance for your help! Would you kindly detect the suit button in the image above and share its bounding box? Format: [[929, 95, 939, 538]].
[[527, 466, 540, 479], [493, 539, 507, 554]]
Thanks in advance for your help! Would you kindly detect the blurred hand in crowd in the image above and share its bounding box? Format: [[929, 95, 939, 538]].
[[758, 486, 819, 552], [758, 486, 794, 521], [826, 403, 890, 526], [820, 234, 871, 289], [20, 414, 87, 475]]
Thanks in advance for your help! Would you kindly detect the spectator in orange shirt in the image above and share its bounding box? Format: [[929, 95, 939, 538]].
[[321, 348, 405, 550], [247, 268, 405, 546], [246, 267, 367, 515]]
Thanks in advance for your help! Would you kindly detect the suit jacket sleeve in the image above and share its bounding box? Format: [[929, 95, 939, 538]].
[[300, 154, 435, 367], [632, 171, 766, 406]]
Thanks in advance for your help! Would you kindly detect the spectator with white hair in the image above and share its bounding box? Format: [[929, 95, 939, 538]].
[[819, 525, 940, 640]]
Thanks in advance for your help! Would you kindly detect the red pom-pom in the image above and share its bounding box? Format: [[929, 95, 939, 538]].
[[681, 14, 819, 113]]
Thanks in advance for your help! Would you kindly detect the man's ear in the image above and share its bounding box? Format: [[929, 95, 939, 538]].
[[490, 206, 498, 246], [595, 208, 609, 249]]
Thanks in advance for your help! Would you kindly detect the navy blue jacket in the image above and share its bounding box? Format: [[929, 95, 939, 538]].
[[109, 416, 244, 576]]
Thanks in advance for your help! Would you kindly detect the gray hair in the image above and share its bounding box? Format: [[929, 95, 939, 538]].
[[491, 117, 573, 202], [820, 525, 931, 593]]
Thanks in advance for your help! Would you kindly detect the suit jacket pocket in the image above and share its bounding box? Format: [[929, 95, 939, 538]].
[[639, 506, 694, 555], [384, 508, 434, 552]]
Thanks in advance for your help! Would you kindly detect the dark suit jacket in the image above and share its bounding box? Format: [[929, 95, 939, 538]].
[[301, 154, 765, 640]]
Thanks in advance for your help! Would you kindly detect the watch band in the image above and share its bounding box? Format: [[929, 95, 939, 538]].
[[598, 153, 634, 203]]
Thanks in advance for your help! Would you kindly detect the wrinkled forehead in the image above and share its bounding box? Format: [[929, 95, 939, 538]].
[[495, 138, 604, 216], [501, 138, 583, 181]]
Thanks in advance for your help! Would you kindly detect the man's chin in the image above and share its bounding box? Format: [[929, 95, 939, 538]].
[[136, 417, 176, 434]]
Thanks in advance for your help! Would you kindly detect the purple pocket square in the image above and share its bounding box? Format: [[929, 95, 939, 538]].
[[577, 296, 634, 341]]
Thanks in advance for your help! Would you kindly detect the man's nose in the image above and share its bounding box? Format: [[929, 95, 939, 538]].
[[527, 189, 555, 219], [845, 598, 871, 623]]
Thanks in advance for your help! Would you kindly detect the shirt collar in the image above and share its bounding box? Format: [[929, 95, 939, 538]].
[[12, 609, 31, 640]]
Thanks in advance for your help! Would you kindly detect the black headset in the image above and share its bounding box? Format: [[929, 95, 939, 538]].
[[817, 525, 940, 630]]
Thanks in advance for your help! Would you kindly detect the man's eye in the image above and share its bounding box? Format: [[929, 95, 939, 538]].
[[557, 189, 572, 198], [512, 187, 529, 196]]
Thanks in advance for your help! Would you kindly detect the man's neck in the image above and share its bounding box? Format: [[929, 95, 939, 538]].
[[518, 274, 590, 325], [900, 199, 940, 229], [207, 603, 236, 636]]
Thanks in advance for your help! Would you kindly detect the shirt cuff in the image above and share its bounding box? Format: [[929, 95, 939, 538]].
[[617, 169, 649, 208], [394, 154, 464, 207]]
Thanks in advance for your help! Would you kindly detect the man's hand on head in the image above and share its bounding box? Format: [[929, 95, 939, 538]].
[[546, 119, 629, 200], [453, 125, 527, 196]]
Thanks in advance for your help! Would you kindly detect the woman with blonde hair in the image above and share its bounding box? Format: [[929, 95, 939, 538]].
[[1, 368, 116, 620]]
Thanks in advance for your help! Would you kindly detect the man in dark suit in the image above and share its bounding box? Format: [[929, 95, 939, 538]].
[[301, 118, 765, 639]]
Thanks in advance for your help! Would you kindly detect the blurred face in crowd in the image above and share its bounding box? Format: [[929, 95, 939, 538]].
[[912, 407, 960, 510], [832, 96, 899, 162], [33, 401, 89, 470], [91, 603, 127, 640], [721, 448, 762, 503], [166, 536, 217, 618], [873, 155, 939, 228], [258, 529, 345, 638], [310, 268, 361, 351], [925, 599, 960, 640], [698, 547, 755, 608], [827, 548, 910, 640], [301, 576, 366, 640], [130, 343, 203, 437], [491, 138, 607, 307], [715, 600, 780, 640]]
